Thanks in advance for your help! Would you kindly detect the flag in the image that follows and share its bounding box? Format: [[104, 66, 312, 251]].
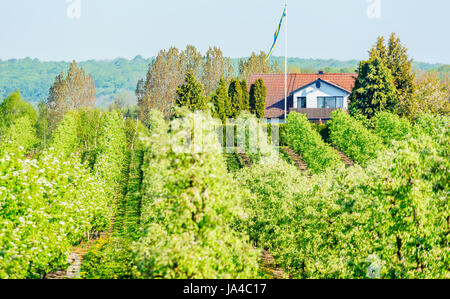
[[266, 7, 287, 61]]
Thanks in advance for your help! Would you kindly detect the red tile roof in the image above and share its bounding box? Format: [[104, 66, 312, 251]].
[[248, 73, 357, 118]]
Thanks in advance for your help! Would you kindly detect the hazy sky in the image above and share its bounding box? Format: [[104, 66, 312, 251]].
[[0, 0, 449, 63]]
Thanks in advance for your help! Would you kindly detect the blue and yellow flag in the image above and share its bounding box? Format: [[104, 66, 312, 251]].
[[266, 7, 287, 61]]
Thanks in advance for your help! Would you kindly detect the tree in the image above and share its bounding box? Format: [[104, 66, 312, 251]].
[[210, 78, 229, 123], [349, 55, 398, 118], [238, 51, 277, 80], [0, 90, 37, 134], [249, 79, 267, 119], [0, 116, 37, 154], [47, 61, 96, 131], [369, 34, 416, 116], [182, 45, 203, 78], [137, 47, 185, 120], [240, 80, 250, 111], [201, 47, 234, 96], [36, 101, 49, 149], [176, 71, 208, 111], [228, 79, 245, 118], [402, 71, 450, 120]]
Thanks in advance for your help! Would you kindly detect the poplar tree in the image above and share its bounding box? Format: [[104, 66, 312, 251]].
[[249, 79, 267, 119], [137, 47, 185, 120], [47, 61, 96, 131], [201, 47, 234, 96]]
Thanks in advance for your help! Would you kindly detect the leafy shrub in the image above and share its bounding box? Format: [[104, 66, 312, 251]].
[[329, 110, 384, 166], [310, 123, 330, 143], [134, 110, 259, 279], [286, 112, 342, 173], [373, 111, 411, 144], [94, 110, 127, 197], [0, 115, 37, 154]]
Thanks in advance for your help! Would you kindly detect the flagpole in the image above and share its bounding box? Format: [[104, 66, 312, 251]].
[[284, 2, 288, 121]]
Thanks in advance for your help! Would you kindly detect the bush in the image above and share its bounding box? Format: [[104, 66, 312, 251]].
[[329, 110, 385, 166], [373, 111, 411, 144], [286, 112, 342, 173]]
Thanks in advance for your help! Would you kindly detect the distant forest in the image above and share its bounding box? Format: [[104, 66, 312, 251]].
[[1, 55, 448, 107]]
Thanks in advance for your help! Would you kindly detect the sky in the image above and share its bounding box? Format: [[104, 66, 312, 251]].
[[0, 0, 449, 64]]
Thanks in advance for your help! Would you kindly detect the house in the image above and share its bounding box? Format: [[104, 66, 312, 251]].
[[248, 72, 357, 123]]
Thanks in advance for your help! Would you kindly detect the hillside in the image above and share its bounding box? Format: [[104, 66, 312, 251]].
[[0, 56, 448, 107]]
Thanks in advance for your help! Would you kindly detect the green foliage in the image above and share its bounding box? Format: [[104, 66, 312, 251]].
[[286, 112, 342, 173], [249, 79, 267, 119], [0, 151, 112, 278], [224, 151, 243, 172], [238, 115, 449, 278], [373, 111, 411, 145], [0, 116, 37, 154], [210, 78, 229, 123], [50, 111, 79, 157], [94, 110, 127, 197], [0, 91, 37, 134], [228, 79, 246, 118], [350, 54, 398, 118], [81, 238, 134, 279], [134, 110, 259, 279], [176, 71, 208, 111], [310, 123, 330, 143], [329, 110, 385, 166], [371, 34, 416, 116]]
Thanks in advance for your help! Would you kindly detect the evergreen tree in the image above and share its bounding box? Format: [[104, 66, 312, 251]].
[[210, 78, 229, 123], [240, 80, 250, 111], [228, 79, 244, 118], [176, 71, 208, 111], [249, 79, 267, 119], [349, 55, 398, 118], [369, 34, 416, 116]]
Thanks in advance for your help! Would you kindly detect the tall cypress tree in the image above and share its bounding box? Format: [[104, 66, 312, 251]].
[[249, 79, 267, 119], [176, 71, 208, 111], [228, 79, 244, 118], [211, 78, 229, 123], [240, 80, 250, 111]]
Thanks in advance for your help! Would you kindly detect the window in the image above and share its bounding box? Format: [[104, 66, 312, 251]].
[[297, 97, 307, 109], [317, 96, 344, 109]]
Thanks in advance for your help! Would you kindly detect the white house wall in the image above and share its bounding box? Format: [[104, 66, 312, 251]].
[[292, 82, 350, 109]]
